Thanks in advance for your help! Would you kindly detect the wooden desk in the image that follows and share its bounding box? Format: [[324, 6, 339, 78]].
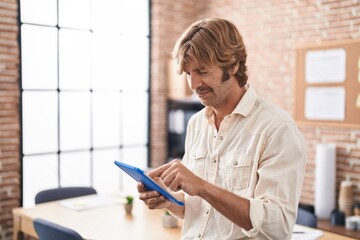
[[12, 194, 357, 240], [318, 218, 360, 239], [294, 224, 357, 240], [12, 194, 181, 240]]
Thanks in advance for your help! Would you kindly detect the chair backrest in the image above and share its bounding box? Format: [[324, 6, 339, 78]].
[[35, 187, 97, 204], [296, 207, 318, 228], [34, 218, 83, 240]]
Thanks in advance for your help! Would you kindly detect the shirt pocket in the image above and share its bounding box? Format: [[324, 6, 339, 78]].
[[189, 148, 206, 178], [224, 154, 252, 190]]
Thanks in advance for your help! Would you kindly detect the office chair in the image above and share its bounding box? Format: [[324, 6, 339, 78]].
[[33, 218, 83, 240], [35, 186, 97, 204], [296, 207, 318, 228]]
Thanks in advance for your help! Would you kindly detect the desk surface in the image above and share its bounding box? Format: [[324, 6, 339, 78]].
[[12, 194, 357, 240], [13, 194, 181, 240], [318, 218, 360, 239]]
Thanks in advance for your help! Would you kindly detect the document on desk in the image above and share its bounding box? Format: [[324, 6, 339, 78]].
[[292, 224, 323, 240], [59, 195, 125, 211]]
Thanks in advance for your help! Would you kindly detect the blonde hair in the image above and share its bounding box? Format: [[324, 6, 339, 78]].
[[172, 17, 248, 87]]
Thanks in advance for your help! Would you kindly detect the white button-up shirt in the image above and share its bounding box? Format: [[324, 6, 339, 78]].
[[181, 85, 306, 240]]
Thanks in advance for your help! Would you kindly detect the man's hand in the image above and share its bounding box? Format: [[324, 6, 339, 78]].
[[148, 159, 204, 196], [137, 171, 186, 218], [137, 180, 171, 210]]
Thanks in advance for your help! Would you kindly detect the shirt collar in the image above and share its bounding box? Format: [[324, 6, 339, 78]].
[[204, 84, 258, 119], [232, 84, 258, 117]]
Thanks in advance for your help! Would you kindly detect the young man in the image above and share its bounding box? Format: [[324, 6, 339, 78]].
[[138, 17, 306, 239]]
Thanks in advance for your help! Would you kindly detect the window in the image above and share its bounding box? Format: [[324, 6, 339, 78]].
[[20, 0, 150, 207]]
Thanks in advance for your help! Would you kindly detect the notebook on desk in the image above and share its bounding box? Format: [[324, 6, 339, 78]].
[[292, 224, 324, 240], [59, 195, 124, 211]]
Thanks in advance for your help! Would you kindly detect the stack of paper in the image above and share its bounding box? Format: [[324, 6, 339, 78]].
[[292, 224, 324, 240], [59, 195, 125, 211]]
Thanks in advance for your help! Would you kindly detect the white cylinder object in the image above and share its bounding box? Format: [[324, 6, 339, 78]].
[[315, 143, 336, 219]]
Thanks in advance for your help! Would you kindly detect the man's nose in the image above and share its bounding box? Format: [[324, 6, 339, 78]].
[[187, 74, 202, 90]]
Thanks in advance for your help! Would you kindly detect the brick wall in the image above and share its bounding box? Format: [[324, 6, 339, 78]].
[[151, 0, 360, 208], [0, 0, 20, 238], [150, 0, 201, 167]]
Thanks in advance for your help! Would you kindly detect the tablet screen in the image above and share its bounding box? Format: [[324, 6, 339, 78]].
[[114, 161, 184, 206]]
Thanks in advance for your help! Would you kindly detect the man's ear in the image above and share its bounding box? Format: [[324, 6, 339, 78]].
[[231, 63, 239, 75]]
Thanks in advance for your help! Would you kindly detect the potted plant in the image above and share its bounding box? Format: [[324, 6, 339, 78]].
[[162, 210, 178, 228], [124, 195, 134, 215]]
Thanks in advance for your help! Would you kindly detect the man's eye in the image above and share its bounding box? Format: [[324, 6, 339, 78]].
[[198, 69, 207, 74]]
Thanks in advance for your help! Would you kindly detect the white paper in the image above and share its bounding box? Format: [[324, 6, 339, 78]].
[[305, 48, 346, 83], [59, 195, 124, 211], [292, 224, 324, 240], [305, 87, 345, 121], [315, 143, 336, 219]]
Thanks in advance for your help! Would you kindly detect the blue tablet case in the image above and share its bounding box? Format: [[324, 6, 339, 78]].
[[114, 161, 184, 206]]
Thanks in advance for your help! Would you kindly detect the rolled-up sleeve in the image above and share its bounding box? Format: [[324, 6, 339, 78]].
[[241, 121, 307, 239]]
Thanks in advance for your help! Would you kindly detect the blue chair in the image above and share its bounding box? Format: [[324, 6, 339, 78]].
[[33, 218, 83, 240], [296, 207, 318, 228], [35, 187, 97, 204]]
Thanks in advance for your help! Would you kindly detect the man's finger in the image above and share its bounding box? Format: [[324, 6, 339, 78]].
[[137, 182, 145, 192], [148, 161, 173, 178]]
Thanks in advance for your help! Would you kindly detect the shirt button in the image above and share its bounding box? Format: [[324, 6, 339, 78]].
[[219, 136, 223, 140], [212, 159, 216, 163], [206, 210, 209, 214], [198, 234, 201, 238], [233, 161, 238, 166]]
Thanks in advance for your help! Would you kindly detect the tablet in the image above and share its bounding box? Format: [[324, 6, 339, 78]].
[[114, 161, 184, 206]]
